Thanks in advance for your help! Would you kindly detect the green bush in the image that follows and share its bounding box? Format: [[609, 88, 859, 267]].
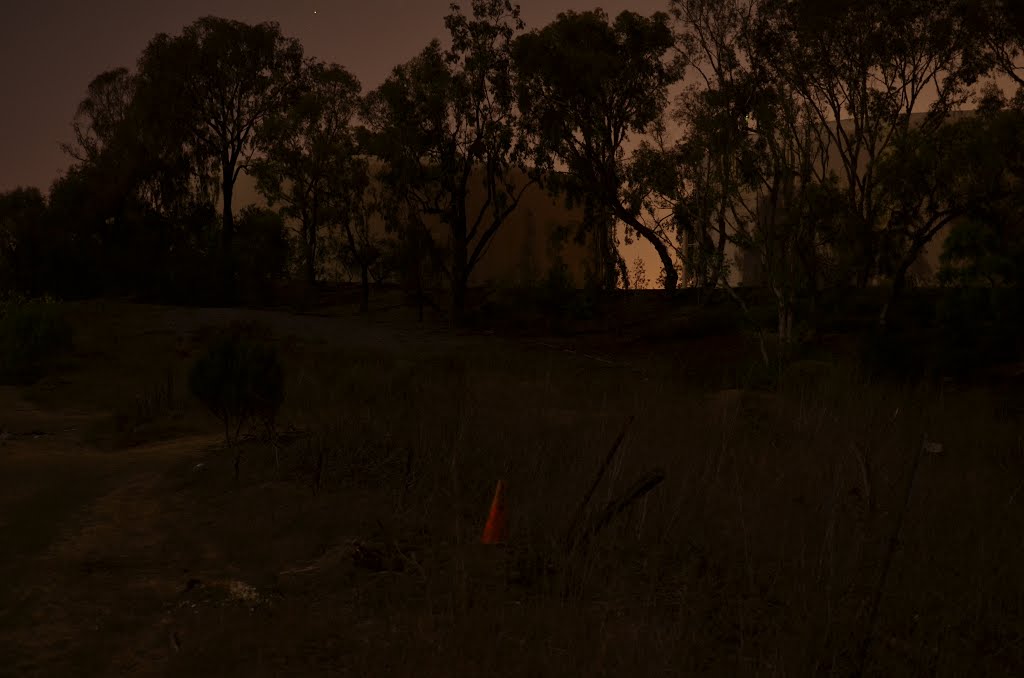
[[934, 286, 1023, 375], [234, 206, 292, 306], [0, 295, 73, 384], [188, 324, 285, 453], [532, 260, 597, 330]]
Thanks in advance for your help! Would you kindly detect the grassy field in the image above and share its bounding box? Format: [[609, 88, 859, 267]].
[[0, 294, 1021, 677]]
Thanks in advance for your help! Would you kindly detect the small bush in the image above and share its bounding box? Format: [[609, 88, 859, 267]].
[[528, 261, 598, 332], [0, 295, 73, 384], [935, 286, 1023, 374], [188, 324, 285, 477]]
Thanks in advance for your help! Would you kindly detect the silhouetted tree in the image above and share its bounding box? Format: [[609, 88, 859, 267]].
[[670, 0, 764, 289], [669, 0, 851, 361], [58, 63, 222, 300], [935, 93, 1024, 288], [62, 67, 136, 166], [871, 101, 1022, 323], [0, 187, 50, 294], [969, 0, 1024, 90], [136, 17, 305, 299], [234, 206, 292, 305], [251, 59, 363, 289], [330, 157, 386, 313], [513, 9, 684, 290], [363, 0, 535, 324], [370, 161, 448, 321], [751, 0, 994, 294]]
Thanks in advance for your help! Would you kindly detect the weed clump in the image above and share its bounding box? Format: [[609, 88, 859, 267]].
[[0, 294, 73, 384], [188, 323, 285, 478]]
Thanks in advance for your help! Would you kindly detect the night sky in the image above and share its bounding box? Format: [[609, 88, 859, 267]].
[[0, 0, 660, 194]]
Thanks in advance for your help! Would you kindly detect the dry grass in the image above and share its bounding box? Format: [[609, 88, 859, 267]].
[[0, 298, 1022, 676]]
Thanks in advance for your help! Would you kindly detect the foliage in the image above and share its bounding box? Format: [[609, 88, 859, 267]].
[[188, 323, 285, 458], [936, 285, 1023, 374], [670, 0, 845, 364], [251, 59, 364, 287], [537, 259, 591, 327], [0, 295, 73, 384], [513, 8, 684, 290], [970, 0, 1024, 91], [233, 206, 292, 306], [940, 218, 1024, 289], [328, 157, 389, 312], [0, 187, 48, 293], [363, 0, 534, 323], [136, 16, 306, 297], [374, 207, 448, 321], [751, 0, 992, 295], [868, 103, 1023, 328]]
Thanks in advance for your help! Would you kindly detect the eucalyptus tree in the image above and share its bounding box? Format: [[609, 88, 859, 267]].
[[363, 0, 534, 324], [0, 187, 50, 294], [62, 67, 135, 166], [750, 0, 995, 292], [669, 0, 764, 289], [512, 9, 685, 291], [135, 16, 305, 295], [328, 155, 386, 313], [668, 0, 847, 360], [251, 60, 363, 289], [968, 0, 1024, 90], [878, 90, 1024, 310]]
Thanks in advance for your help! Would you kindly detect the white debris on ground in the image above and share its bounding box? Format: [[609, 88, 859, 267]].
[[176, 578, 269, 612]]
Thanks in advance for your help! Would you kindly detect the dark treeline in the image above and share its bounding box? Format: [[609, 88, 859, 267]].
[[2, 0, 1023, 365]]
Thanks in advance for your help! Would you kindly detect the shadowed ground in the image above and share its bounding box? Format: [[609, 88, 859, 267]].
[[0, 296, 1021, 677]]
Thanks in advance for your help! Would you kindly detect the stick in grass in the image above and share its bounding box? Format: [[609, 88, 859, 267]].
[[565, 415, 635, 553]]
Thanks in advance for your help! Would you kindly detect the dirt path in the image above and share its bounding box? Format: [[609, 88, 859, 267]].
[[0, 405, 223, 678]]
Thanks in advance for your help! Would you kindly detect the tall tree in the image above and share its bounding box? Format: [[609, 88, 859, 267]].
[[751, 0, 994, 292], [136, 16, 305, 296], [363, 0, 535, 324], [62, 68, 136, 166], [58, 63, 222, 297], [251, 60, 363, 288], [512, 9, 685, 290], [670, 0, 851, 359], [60, 68, 154, 226], [0, 187, 49, 294], [969, 0, 1024, 90], [670, 0, 762, 289], [875, 92, 1024, 320], [331, 156, 388, 313]]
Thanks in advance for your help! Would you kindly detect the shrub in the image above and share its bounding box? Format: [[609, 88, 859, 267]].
[[188, 324, 285, 478], [934, 285, 1023, 376], [0, 294, 73, 384], [234, 206, 292, 306], [532, 260, 597, 331]]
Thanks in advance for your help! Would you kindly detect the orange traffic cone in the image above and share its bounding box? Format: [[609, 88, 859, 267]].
[[481, 480, 509, 544]]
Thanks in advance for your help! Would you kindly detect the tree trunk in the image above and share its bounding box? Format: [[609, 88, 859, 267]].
[[713, 205, 729, 289], [451, 277, 467, 326], [856, 230, 874, 289], [585, 199, 618, 290], [778, 299, 794, 358], [617, 210, 678, 291], [304, 223, 316, 288], [878, 254, 914, 328], [221, 167, 236, 303], [359, 263, 370, 313], [451, 220, 469, 326]]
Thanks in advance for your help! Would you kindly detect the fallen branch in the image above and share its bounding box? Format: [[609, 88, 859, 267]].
[[565, 415, 635, 553], [574, 468, 666, 552]]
